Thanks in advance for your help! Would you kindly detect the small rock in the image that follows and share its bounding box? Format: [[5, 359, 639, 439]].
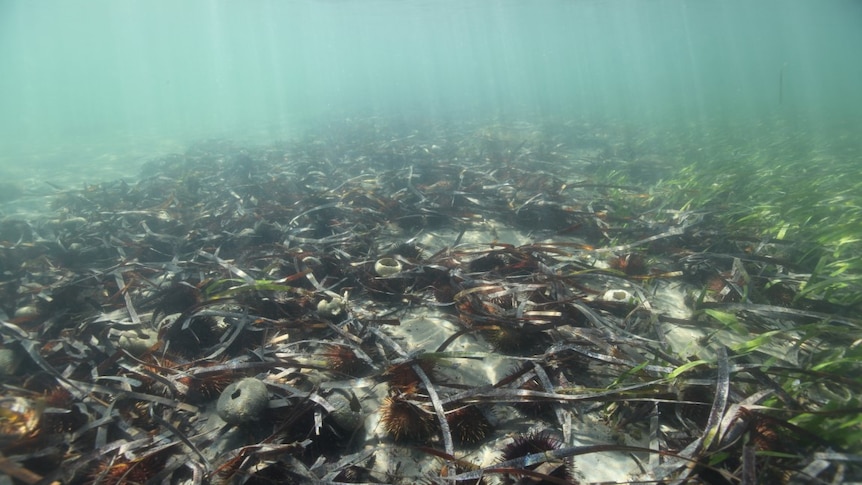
[[13, 305, 39, 319], [327, 390, 364, 433], [0, 348, 23, 377], [217, 378, 269, 425], [61, 217, 88, 230], [117, 328, 159, 355]]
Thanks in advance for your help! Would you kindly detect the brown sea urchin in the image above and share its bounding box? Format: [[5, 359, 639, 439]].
[[379, 393, 436, 442]]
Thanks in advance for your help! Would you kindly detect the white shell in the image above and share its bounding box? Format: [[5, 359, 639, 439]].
[[602, 289, 634, 303], [317, 295, 347, 316], [117, 328, 159, 355], [374, 257, 402, 277]]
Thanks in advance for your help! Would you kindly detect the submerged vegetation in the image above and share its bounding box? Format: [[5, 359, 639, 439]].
[[0, 118, 860, 483]]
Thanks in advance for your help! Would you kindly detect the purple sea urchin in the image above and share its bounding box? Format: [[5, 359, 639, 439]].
[[499, 432, 574, 485]]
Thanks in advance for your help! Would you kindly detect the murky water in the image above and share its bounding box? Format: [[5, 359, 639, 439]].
[[1, 1, 861, 483], [2, 0, 860, 184]]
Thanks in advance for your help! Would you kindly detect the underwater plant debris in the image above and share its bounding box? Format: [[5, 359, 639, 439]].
[[0, 119, 860, 484]]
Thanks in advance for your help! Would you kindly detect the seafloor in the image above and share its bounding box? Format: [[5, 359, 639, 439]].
[[0, 118, 860, 484]]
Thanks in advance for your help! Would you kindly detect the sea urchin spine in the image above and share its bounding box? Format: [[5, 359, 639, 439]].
[[499, 432, 574, 485], [379, 393, 436, 442]]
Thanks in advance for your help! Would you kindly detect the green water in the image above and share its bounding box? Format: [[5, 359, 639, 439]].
[[1, 0, 861, 179], [1, 3, 862, 480]]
